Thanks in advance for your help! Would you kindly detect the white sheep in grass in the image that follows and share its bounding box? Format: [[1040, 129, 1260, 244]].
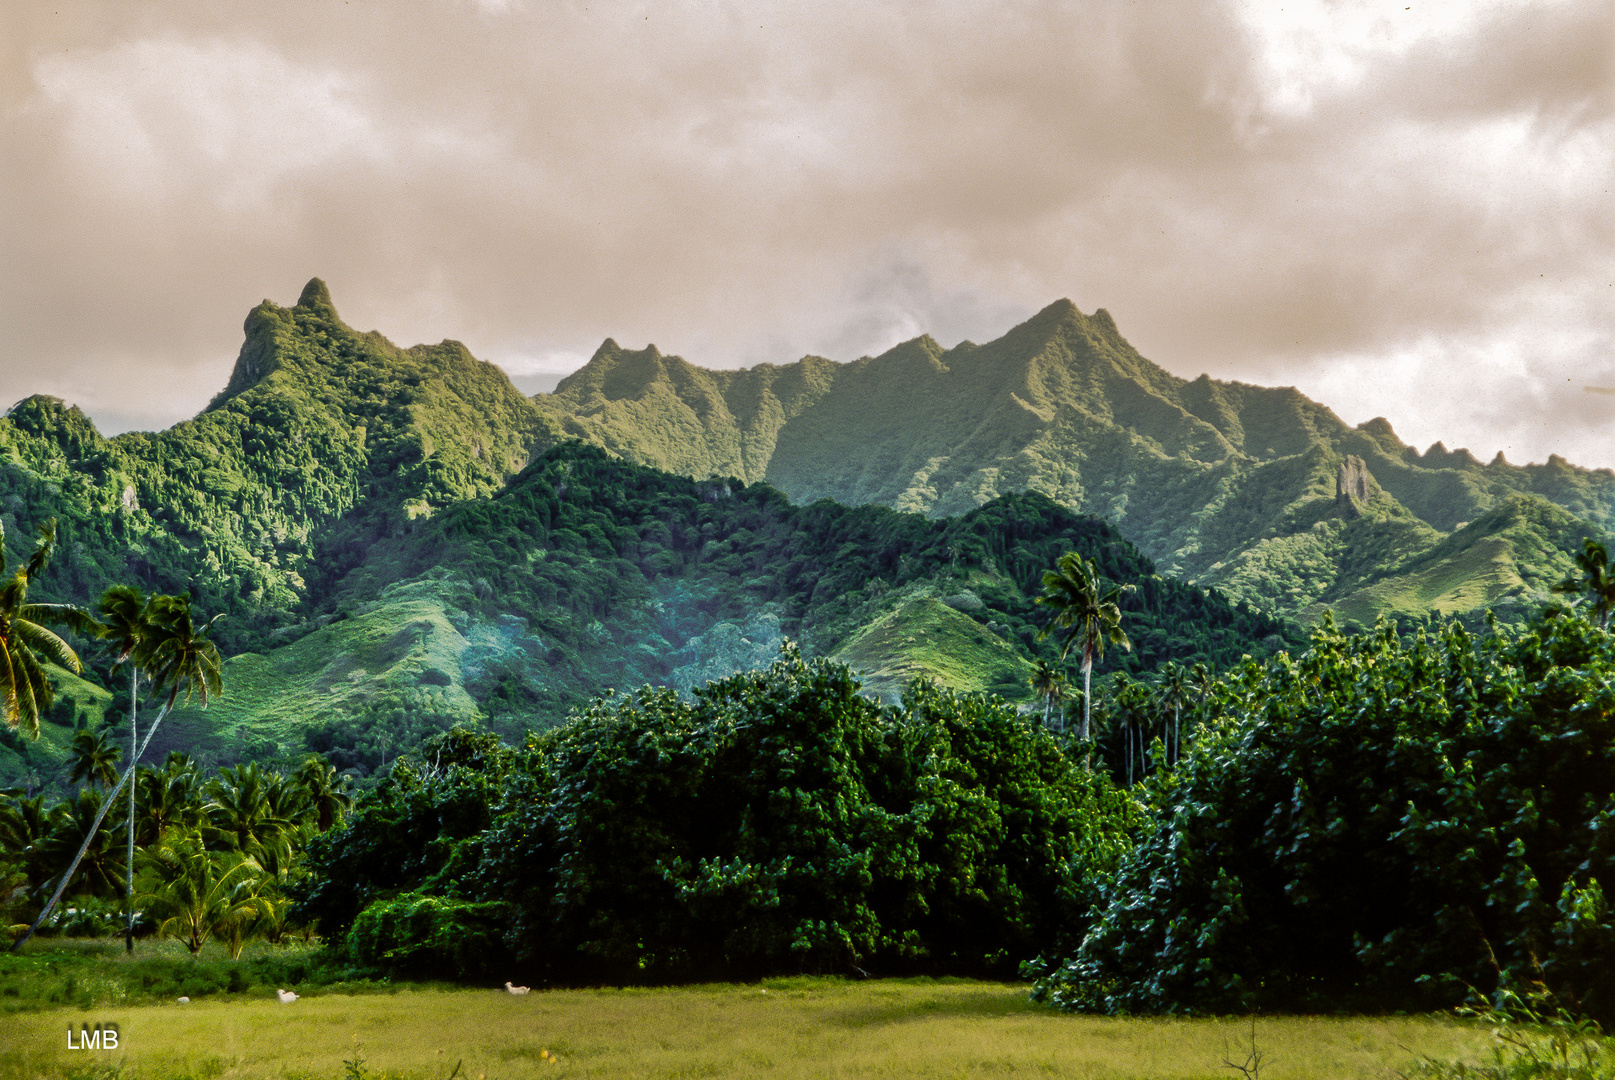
[[276, 989, 300, 1003], [505, 981, 530, 995]]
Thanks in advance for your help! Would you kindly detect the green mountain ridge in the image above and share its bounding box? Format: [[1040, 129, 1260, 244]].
[[0, 278, 557, 654], [535, 297, 1614, 623]]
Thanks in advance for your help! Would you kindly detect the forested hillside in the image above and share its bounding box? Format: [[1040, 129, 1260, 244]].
[[141, 442, 1294, 780], [0, 280, 1294, 788], [537, 300, 1611, 625]]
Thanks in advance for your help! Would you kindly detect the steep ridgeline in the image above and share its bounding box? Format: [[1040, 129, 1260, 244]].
[[150, 442, 1293, 776], [536, 300, 1613, 624], [0, 279, 558, 654]]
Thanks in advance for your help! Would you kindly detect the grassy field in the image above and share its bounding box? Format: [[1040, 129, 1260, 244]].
[[0, 945, 1488, 1080]]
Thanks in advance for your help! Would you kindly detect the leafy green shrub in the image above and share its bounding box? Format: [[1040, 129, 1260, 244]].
[[347, 892, 512, 979]]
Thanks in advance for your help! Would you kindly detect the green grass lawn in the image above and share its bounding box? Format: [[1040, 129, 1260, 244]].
[[0, 943, 1488, 1080]]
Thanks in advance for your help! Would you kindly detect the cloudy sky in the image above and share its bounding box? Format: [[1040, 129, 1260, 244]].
[[3, 0, 1611, 467]]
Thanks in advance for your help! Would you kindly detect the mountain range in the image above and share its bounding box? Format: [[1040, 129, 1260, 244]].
[[537, 297, 1608, 625], [0, 278, 1603, 784]]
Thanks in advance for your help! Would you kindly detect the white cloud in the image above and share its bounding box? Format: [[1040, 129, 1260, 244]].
[[32, 38, 383, 210]]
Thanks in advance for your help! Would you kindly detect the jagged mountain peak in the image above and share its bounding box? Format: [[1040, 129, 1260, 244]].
[[297, 277, 337, 315]]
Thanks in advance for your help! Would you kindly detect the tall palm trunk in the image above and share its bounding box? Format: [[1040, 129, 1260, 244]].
[[125, 670, 138, 953], [13, 699, 171, 951], [1081, 650, 1093, 770], [1081, 655, 1093, 740]]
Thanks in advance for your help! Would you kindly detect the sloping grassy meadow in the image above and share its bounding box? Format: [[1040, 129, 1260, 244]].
[[828, 594, 1035, 703], [2, 966, 1487, 1080]]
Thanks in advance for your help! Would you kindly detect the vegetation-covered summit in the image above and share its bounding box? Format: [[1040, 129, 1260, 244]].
[[0, 281, 1294, 787], [0, 277, 1600, 789], [0, 278, 556, 657]]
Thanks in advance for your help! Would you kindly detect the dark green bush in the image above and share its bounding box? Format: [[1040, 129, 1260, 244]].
[[347, 893, 513, 980], [1032, 613, 1615, 1021], [299, 649, 1138, 984]]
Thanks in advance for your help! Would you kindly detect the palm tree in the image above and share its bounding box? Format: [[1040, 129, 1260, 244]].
[[1154, 662, 1192, 765], [12, 594, 223, 951], [1035, 551, 1135, 747], [295, 756, 351, 833], [67, 728, 121, 790], [205, 764, 298, 860], [133, 756, 205, 846], [1108, 675, 1154, 785], [1554, 538, 1615, 629], [0, 792, 52, 893], [99, 584, 148, 953], [0, 519, 101, 737], [1190, 662, 1217, 713], [38, 788, 126, 901], [135, 830, 265, 956], [0, 792, 50, 855], [1028, 660, 1068, 731]]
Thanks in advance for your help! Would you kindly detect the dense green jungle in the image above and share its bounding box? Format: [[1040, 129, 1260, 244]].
[[9, 609, 1615, 1040], [4, 279, 1615, 1048]]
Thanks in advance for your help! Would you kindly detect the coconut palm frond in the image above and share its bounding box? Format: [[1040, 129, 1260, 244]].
[[13, 620, 83, 675], [23, 603, 106, 640], [23, 521, 57, 581]]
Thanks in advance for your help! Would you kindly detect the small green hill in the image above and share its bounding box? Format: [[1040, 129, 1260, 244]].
[[1310, 495, 1594, 626], [828, 590, 1037, 703]]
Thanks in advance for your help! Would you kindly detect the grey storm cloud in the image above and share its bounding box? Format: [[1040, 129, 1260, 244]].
[[1, 0, 1612, 466]]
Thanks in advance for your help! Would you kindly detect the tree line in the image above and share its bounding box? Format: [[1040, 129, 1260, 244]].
[[0, 514, 352, 956], [281, 542, 1615, 1024]]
